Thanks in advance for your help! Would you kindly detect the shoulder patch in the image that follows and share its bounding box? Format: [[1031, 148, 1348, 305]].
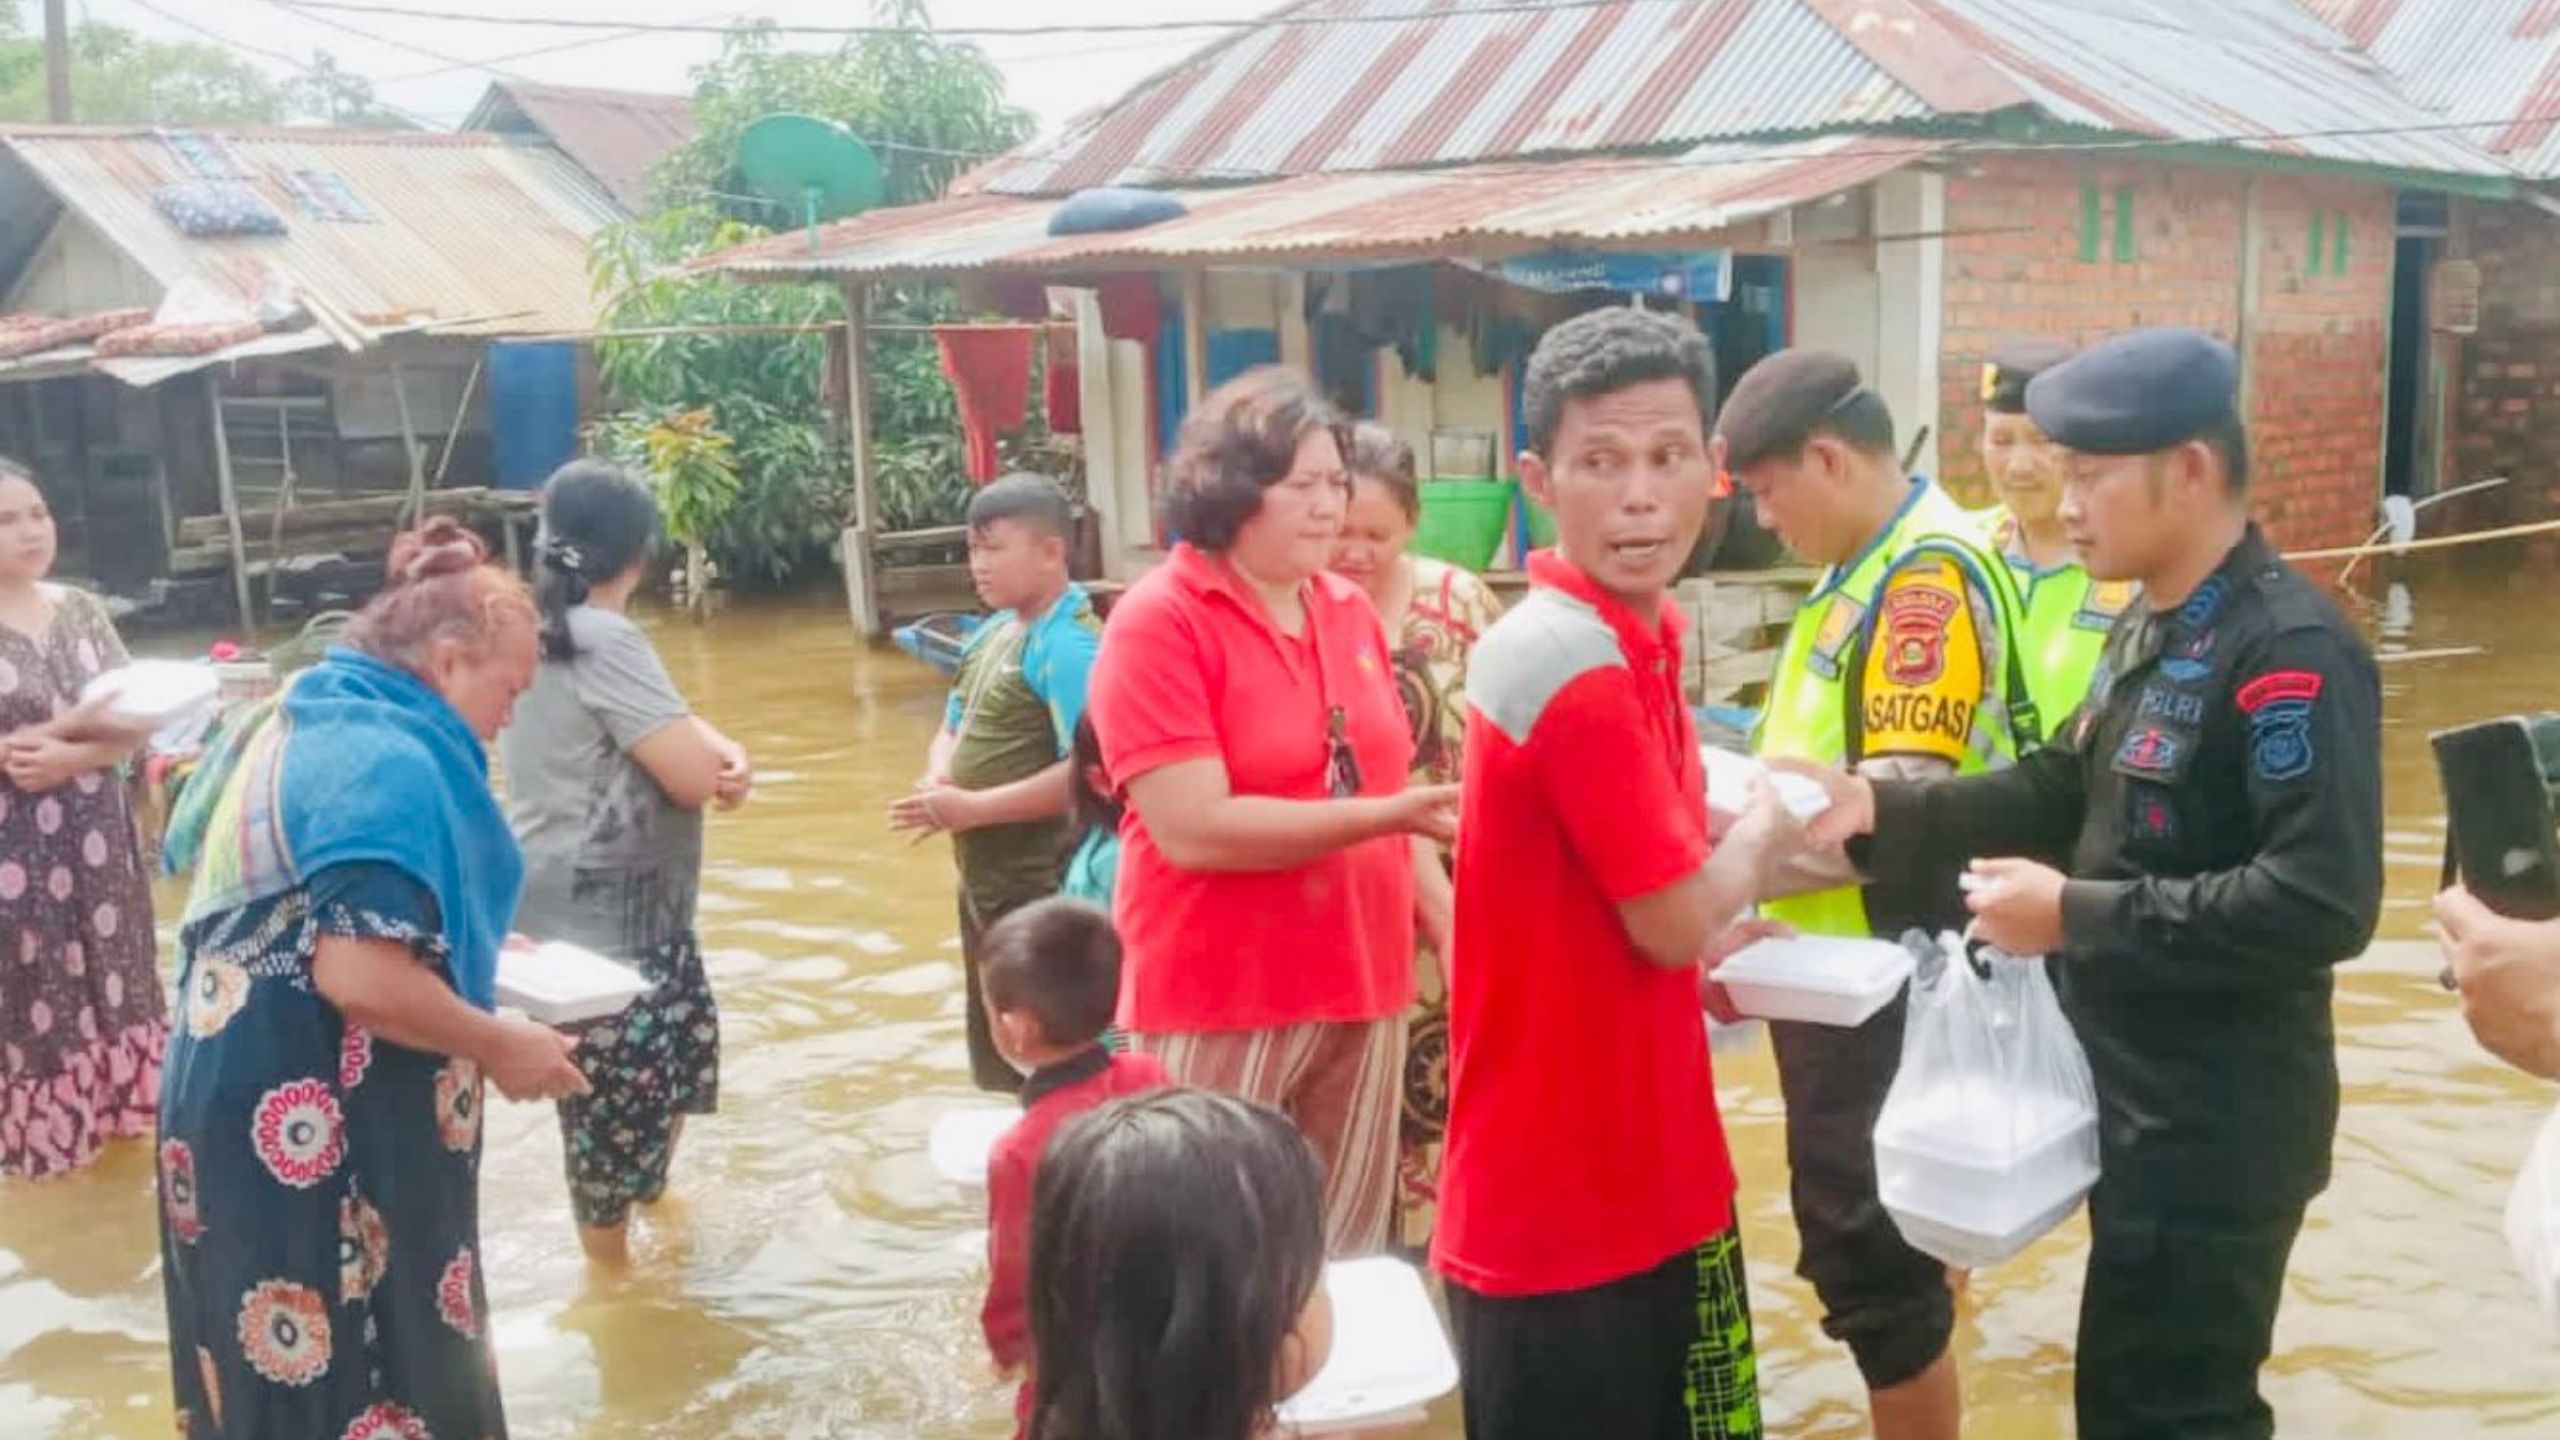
[[1466, 589, 1628, 745], [2239, 669, 2322, 782]]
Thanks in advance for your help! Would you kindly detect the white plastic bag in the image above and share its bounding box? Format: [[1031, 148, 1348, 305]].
[[2505, 1099, 2560, 1332], [1874, 932, 2100, 1268]]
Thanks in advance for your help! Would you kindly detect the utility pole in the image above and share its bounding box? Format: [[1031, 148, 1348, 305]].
[[43, 0, 73, 123]]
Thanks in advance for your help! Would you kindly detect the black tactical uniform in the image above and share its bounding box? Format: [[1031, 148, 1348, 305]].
[[1858, 330, 2383, 1440]]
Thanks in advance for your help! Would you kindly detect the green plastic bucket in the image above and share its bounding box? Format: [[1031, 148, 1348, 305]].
[[1522, 489, 1556, 549], [1412, 479, 1512, 571]]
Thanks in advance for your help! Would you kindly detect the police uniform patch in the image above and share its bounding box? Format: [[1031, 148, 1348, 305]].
[[2137, 686, 2205, 725], [2075, 580, 2139, 632], [2161, 628, 2216, 684], [1881, 583, 1959, 686], [1805, 596, 1866, 682], [2129, 785, 2178, 842], [2115, 726, 2185, 777], [2176, 575, 2229, 630], [2238, 669, 2323, 782]]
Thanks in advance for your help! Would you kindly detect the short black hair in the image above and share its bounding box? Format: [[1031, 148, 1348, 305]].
[[1069, 714, 1122, 836], [1161, 367, 1346, 553], [0, 454, 32, 488], [1522, 306, 1717, 460], [2197, 415, 2250, 493], [979, 896, 1120, 1047], [1717, 348, 1897, 470], [966, 471, 1075, 541]]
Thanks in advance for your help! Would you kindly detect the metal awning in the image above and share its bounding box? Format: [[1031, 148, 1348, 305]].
[[702, 137, 1945, 282]]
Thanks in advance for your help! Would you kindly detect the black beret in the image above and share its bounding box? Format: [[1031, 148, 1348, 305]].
[[1980, 341, 2075, 415], [1717, 348, 1878, 470], [2023, 327, 2238, 455]]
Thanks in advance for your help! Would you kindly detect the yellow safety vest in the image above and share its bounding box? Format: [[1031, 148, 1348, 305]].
[[1754, 481, 2035, 939], [1974, 510, 2137, 724]]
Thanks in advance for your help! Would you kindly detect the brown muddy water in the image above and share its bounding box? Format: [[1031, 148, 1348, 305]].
[[5, 549, 2560, 1440]]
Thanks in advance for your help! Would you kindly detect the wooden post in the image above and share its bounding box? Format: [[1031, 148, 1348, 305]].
[[1180, 269, 1209, 412], [391, 361, 426, 527], [205, 373, 255, 636], [841, 281, 882, 638]]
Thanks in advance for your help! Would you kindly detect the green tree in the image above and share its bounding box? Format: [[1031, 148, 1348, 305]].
[[0, 2, 286, 124], [649, 0, 1031, 218], [282, 50, 412, 130], [589, 5, 1040, 593]]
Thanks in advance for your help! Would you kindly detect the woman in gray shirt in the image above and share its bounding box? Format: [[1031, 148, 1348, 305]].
[[500, 460, 751, 1264]]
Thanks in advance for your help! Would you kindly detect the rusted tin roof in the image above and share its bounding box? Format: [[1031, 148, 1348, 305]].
[[2295, 0, 2560, 177], [463, 79, 696, 212], [0, 126, 622, 342], [968, 0, 2512, 195], [711, 135, 1941, 279]]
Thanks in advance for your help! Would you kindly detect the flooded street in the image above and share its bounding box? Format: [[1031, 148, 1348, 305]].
[[7, 548, 2560, 1439]]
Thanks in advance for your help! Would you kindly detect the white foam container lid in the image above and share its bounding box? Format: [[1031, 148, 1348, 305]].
[[81, 659, 220, 728], [928, 1105, 1018, 1191], [1886, 1186, 2087, 1270], [494, 942, 651, 1027], [1277, 1257, 1459, 1430], [1702, 746, 1833, 824], [1710, 936, 1913, 1027], [1876, 1082, 2098, 1241]]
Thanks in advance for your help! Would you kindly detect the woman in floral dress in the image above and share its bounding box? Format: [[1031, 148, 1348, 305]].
[[0, 458, 165, 1178], [157, 520, 588, 1440], [1327, 424, 1504, 1253]]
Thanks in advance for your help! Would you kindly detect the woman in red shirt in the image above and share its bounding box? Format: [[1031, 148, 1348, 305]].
[[1088, 367, 1456, 1255]]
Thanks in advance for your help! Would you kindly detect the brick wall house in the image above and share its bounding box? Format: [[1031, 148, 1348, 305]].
[[2450, 200, 2560, 525], [1930, 156, 2395, 553]]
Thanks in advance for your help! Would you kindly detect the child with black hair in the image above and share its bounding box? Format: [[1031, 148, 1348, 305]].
[[979, 897, 1168, 1434], [1059, 714, 1120, 909], [1029, 1088, 1335, 1440]]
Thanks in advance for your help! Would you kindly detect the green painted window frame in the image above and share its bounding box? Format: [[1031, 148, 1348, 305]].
[[2080, 180, 2103, 262], [2308, 212, 2326, 276], [2332, 212, 2350, 275], [2113, 185, 2137, 261]]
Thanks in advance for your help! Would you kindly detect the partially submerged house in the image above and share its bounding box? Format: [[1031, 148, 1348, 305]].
[[705, 0, 2560, 631], [0, 125, 622, 624]]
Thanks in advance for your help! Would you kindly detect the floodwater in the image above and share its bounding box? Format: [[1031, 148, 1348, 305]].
[[6, 546, 2560, 1440]]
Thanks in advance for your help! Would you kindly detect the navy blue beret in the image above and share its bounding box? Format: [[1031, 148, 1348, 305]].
[[2023, 327, 2238, 454]]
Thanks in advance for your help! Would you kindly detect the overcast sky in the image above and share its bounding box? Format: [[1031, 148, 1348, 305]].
[[64, 0, 1271, 135]]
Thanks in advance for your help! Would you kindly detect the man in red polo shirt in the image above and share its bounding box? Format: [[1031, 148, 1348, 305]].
[[1435, 307, 1798, 1440]]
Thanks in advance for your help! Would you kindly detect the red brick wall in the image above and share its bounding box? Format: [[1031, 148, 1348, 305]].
[[2451, 200, 2560, 524], [1934, 157, 2390, 553], [2241, 176, 2395, 553]]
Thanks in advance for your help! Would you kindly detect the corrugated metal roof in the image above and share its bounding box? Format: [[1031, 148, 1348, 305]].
[[972, 0, 2514, 195], [1914, 0, 2504, 176], [2293, 0, 2560, 177], [712, 136, 1940, 279], [980, 1, 1935, 195], [464, 80, 695, 212], [0, 126, 621, 341]]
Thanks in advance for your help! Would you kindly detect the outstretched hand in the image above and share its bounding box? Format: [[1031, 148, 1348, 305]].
[[1761, 756, 1874, 849]]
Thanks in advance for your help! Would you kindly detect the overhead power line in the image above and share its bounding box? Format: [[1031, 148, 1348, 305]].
[[120, 0, 448, 129], [246, 0, 1633, 37]]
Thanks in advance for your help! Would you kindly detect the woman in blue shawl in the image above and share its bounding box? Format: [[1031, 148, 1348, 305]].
[[156, 519, 590, 1440]]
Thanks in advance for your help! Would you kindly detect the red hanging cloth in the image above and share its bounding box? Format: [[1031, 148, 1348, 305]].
[[1043, 327, 1081, 435], [934, 325, 1036, 484]]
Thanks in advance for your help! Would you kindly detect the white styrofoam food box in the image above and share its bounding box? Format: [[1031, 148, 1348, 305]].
[[1701, 746, 1834, 831], [1277, 1257, 1459, 1430], [1876, 1082, 2098, 1267], [2506, 1098, 2560, 1332], [928, 1105, 1019, 1191], [81, 659, 220, 729], [1709, 936, 1913, 1028], [494, 942, 651, 1027]]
